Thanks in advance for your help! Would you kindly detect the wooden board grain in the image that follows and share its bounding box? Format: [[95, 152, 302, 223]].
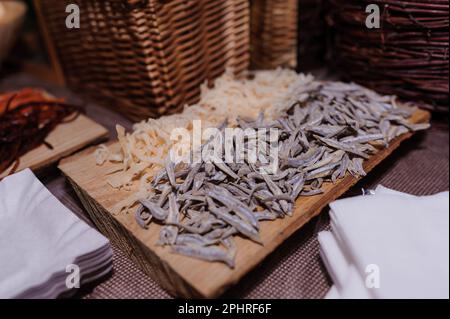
[[1, 114, 108, 179], [59, 109, 430, 298]]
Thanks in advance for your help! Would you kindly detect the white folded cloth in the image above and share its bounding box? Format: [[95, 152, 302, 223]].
[[0, 169, 112, 299], [319, 185, 449, 299]]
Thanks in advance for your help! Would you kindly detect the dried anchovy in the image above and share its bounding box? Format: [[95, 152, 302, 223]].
[[135, 204, 151, 230], [135, 80, 429, 268], [171, 244, 235, 268]]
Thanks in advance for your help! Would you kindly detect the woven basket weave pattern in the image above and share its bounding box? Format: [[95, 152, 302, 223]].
[[327, 0, 449, 112], [250, 0, 298, 69], [250, 0, 327, 71], [39, 0, 249, 121]]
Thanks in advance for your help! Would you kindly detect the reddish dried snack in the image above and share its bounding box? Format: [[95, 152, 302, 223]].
[[0, 88, 82, 175]]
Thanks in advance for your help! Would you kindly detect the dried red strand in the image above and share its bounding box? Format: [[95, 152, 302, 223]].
[[0, 89, 83, 175]]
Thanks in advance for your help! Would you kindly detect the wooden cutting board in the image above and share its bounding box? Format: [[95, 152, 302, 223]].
[[1, 114, 108, 179], [59, 108, 430, 298]]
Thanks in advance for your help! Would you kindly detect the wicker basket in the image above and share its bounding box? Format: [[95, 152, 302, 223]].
[[250, 0, 327, 70], [327, 0, 449, 112], [36, 0, 250, 121], [250, 0, 298, 69]]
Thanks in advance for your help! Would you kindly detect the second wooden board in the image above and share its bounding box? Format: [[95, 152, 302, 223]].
[[1, 114, 108, 179], [59, 109, 430, 298]]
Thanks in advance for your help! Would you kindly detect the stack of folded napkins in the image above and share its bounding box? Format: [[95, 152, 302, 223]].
[[319, 185, 449, 299], [0, 169, 113, 299]]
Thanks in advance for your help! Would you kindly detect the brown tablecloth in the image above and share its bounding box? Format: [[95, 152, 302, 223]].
[[1, 74, 448, 299]]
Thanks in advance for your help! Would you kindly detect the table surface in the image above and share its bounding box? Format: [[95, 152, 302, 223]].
[[1, 73, 448, 299]]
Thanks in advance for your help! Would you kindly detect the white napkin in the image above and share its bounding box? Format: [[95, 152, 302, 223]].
[[319, 186, 449, 299], [0, 169, 112, 299]]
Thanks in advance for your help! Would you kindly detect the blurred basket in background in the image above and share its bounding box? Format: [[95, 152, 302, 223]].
[[250, 0, 298, 69], [297, 0, 326, 71], [0, 0, 27, 67], [327, 0, 449, 113], [250, 0, 327, 71], [35, 0, 250, 121]]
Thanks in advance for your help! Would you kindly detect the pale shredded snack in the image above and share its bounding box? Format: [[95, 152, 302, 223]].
[[94, 144, 110, 165], [97, 69, 313, 214]]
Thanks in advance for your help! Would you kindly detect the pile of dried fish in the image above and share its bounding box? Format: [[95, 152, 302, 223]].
[[135, 80, 429, 268]]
